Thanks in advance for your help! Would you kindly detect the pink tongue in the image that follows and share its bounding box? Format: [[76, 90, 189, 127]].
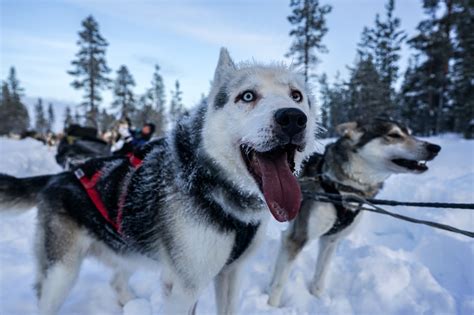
[[256, 152, 302, 222]]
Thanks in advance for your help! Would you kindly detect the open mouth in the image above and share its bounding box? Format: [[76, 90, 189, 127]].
[[391, 158, 428, 172], [240, 144, 301, 222]]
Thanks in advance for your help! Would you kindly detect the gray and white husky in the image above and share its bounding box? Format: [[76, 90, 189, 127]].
[[0, 48, 317, 315], [267, 119, 441, 307]]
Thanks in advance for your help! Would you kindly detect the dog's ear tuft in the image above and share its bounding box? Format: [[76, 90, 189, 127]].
[[214, 48, 236, 85], [336, 122, 358, 138]]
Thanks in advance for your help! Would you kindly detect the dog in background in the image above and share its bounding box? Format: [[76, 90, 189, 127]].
[[268, 118, 441, 307]]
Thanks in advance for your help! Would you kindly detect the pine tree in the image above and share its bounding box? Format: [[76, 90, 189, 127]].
[[318, 73, 331, 134], [359, 0, 407, 117], [134, 92, 152, 127], [148, 64, 166, 135], [286, 0, 332, 82], [0, 67, 30, 135], [74, 110, 81, 125], [68, 15, 111, 128], [64, 106, 73, 130], [7, 67, 25, 104], [0, 82, 11, 135], [112, 65, 136, 119], [450, 0, 474, 137], [134, 91, 161, 133], [0, 82, 11, 107], [135, 90, 166, 136], [98, 108, 116, 134], [34, 98, 48, 135], [399, 57, 431, 135], [47, 103, 55, 132], [169, 80, 184, 123], [328, 74, 350, 132], [316, 72, 349, 136], [346, 55, 387, 121], [402, 0, 454, 135], [362, 0, 406, 90], [132, 65, 167, 134], [151, 65, 166, 110]]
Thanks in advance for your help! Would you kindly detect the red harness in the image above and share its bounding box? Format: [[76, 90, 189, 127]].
[[74, 154, 143, 235]]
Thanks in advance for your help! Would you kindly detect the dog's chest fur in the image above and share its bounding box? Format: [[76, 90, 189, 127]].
[[306, 201, 338, 238], [69, 105, 266, 276], [296, 141, 382, 241]]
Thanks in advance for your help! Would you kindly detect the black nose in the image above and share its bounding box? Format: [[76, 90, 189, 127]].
[[274, 108, 307, 138], [426, 143, 441, 154]]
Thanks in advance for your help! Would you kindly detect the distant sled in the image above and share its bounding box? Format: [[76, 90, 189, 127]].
[[56, 124, 111, 169]]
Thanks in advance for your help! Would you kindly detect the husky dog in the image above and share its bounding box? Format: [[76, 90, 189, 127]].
[[0, 48, 317, 315], [267, 119, 441, 307]]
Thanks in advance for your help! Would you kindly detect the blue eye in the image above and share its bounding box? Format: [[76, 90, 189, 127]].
[[241, 90, 256, 102]]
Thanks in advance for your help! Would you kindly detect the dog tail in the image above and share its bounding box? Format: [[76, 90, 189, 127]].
[[0, 173, 52, 211]]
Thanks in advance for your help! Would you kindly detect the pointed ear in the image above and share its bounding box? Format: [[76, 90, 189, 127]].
[[336, 122, 358, 138], [213, 47, 236, 85]]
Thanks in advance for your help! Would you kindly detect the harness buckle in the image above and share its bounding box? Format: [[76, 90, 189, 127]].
[[74, 168, 85, 179]]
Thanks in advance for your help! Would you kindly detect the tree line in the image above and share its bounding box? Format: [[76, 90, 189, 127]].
[[0, 68, 30, 135], [1, 1, 472, 138], [288, 0, 472, 138], [66, 15, 185, 137], [0, 15, 185, 137]]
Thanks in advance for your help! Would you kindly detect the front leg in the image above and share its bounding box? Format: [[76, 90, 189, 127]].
[[309, 234, 340, 297], [110, 269, 136, 306], [161, 270, 201, 315], [214, 264, 241, 315], [268, 202, 311, 307], [268, 230, 305, 307], [162, 277, 201, 315]]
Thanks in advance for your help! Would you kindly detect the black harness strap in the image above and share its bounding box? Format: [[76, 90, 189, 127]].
[[315, 158, 361, 236], [226, 223, 260, 265], [198, 197, 261, 266], [75, 154, 143, 235], [320, 178, 361, 236]]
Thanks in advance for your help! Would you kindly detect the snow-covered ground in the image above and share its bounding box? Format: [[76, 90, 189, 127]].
[[0, 135, 473, 315]]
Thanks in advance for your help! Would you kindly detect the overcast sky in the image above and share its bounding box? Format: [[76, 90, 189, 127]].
[[1, 0, 424, 115]]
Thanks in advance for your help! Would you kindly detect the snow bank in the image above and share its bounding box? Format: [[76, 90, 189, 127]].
[[0, 136, 472, 315]]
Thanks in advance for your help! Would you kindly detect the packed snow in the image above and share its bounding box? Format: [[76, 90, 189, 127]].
[[0, 136, 472, 315]]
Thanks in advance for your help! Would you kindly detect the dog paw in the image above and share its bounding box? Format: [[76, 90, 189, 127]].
[[123, 298, 152, 315], [267, 294, 281, 307], [118, 290, 137, 306], [309, 284, 324, 298]]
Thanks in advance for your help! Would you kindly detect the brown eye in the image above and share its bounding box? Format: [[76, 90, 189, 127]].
[[388, 133, 402, 139], [241, 90, 256, 102], [291, 90, 303, 102]]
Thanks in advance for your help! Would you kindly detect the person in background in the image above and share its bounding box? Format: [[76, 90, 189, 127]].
[[131, 122, 156, 149], [112, 121, 156, 155], [111, 118, 133, 155]]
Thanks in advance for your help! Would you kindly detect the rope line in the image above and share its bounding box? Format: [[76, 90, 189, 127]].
[[304, 193, 474, 238], [304, 191, 474, 210]]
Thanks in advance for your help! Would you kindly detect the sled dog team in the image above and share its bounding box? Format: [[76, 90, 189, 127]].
[[0, 49, 440, 315]]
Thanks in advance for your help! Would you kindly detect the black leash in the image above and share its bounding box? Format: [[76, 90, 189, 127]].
[[304, 193, 474, 238], [299, 157, 474, 238], [315, 192, 474, 210]]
